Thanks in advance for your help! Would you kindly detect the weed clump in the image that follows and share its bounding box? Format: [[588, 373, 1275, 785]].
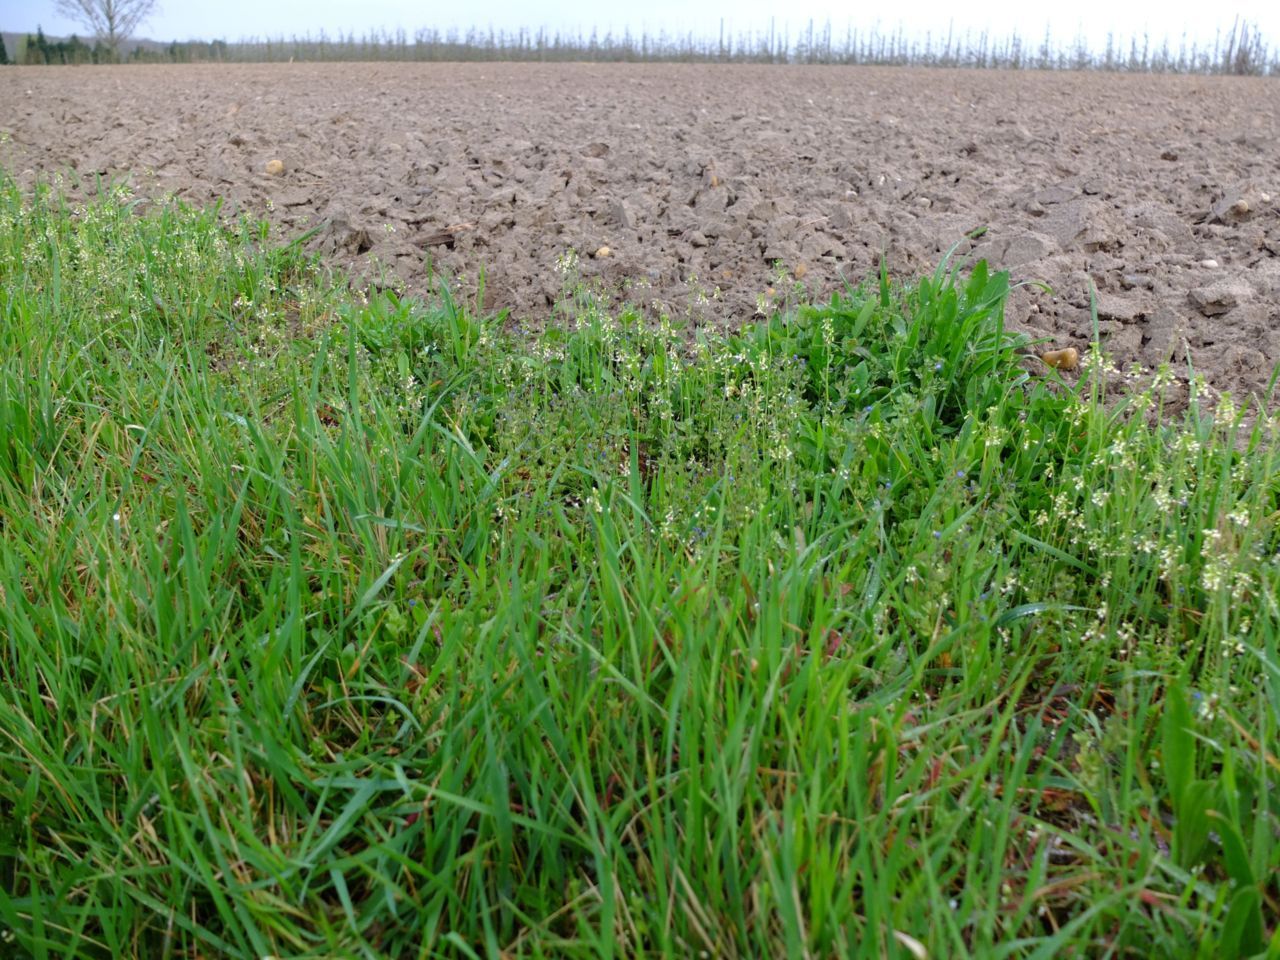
[[1, 178, 1278, 959]]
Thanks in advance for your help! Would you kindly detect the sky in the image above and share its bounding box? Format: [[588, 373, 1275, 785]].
[[7, 0, 1280, 52]]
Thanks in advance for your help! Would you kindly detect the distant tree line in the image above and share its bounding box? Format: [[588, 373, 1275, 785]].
[[14, 26, 113, 63], [8, 27, 228, 64], [5, 17, 1277, 75]]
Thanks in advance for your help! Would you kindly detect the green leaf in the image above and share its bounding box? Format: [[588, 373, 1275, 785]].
[[993, 602, 1089, 628], [851, 298, 877, 339], [1172, 780, 1214, 869], [1218, 886, 1264, 959], [1162, 679, 1196, 808], [1208, 809, 1256, 888]]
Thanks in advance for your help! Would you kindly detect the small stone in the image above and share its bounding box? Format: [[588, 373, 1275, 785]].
[[1261, 192, 1273, 204], [688, 231, 709, 248], [794, 263, 808, 279], [915, 196, 932, 208], [1041, 347, 1079, 371], [265, 159, 285, 176], [1210, 190, 1254, 223], [1160, 149, 1178, 161], [594, 245, 611, 258], [1199, 259, 1219, 269]]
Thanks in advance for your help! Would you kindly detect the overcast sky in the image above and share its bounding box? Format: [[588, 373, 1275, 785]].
[[7, 0, 1280, 51]]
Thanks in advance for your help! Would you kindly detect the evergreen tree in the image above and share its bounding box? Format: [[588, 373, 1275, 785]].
[[0, 36, 9, 64], [65, 35, 92, 64]]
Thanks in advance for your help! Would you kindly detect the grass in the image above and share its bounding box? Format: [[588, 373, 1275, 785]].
[[0, 175, 1278, 959]]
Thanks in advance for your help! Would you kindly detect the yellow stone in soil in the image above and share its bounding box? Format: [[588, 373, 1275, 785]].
[[1041, 347, 1079, 371]]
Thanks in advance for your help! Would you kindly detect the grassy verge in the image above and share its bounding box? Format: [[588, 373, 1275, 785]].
[[1, 177, 1278, 959]]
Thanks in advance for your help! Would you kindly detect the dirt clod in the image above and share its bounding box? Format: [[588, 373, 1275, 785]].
[[1189, 281, 1250, 317]]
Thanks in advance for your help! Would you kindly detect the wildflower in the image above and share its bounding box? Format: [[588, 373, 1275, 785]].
[[1216, 394, 1238, 424], [1227, 505, 1251, 527], [1201, 553, 1231, 592]]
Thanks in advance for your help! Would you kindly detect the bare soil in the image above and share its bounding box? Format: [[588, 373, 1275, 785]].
[[3, 63, 1278, 400]]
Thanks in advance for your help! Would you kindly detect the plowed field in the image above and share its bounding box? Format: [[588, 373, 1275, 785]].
[[4, 62, 1278, 397]]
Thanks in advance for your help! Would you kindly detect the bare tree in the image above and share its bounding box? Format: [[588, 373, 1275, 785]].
[[53, 0, 159, 56]]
